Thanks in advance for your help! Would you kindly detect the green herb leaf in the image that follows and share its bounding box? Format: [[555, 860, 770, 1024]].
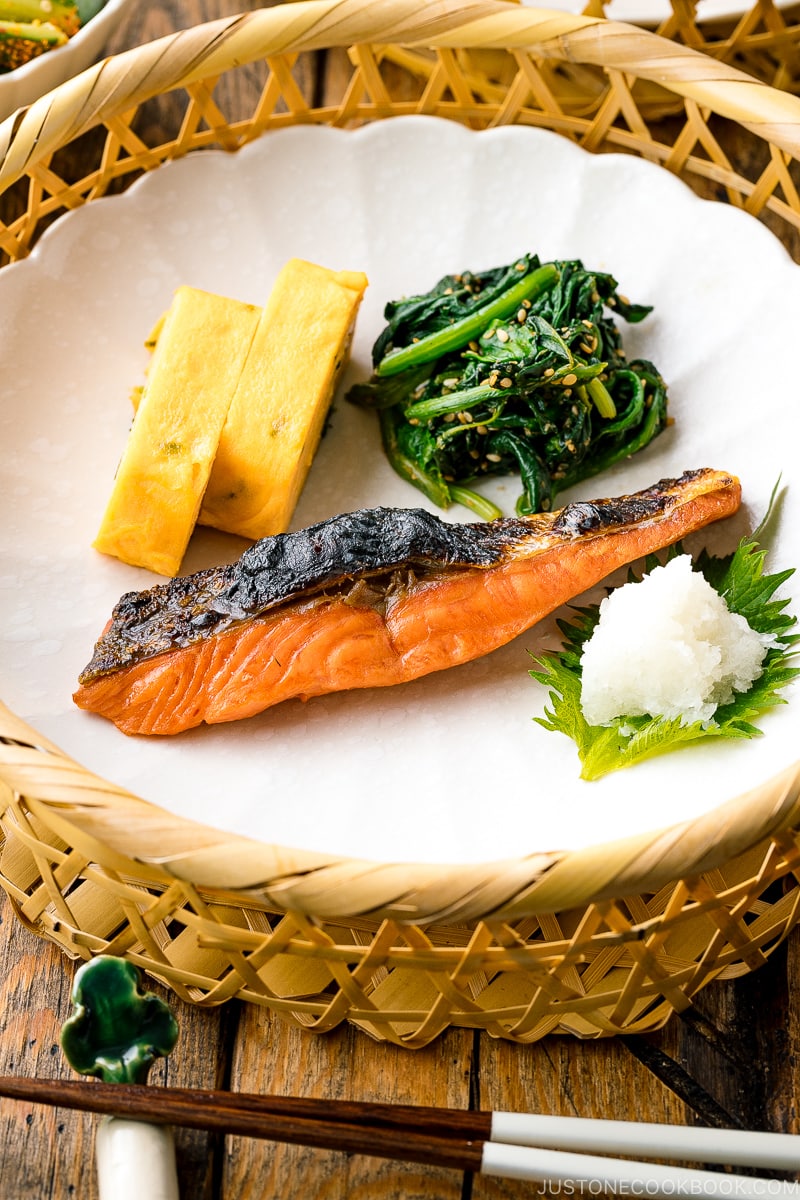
[[529, 503, 798, 781]]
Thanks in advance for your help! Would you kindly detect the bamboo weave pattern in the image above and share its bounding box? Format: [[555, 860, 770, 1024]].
[[1, 0, 800, 1045]]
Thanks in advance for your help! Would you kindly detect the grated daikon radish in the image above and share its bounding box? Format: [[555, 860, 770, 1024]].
[[580, 554, 774, 727]]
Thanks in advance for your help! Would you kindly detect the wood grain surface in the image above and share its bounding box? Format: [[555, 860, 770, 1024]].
[[1, 1, 799, 1197]]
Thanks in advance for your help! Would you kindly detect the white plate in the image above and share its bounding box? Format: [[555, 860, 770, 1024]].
[[0, 0, 136, 123], [1, 117, 797, 865], [521, 0, 794, 21]]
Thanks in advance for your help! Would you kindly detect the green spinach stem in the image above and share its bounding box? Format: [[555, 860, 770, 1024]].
[[449, 486, 503, 522], [405, 384, 498, 423], [376, 263, 560, 378]]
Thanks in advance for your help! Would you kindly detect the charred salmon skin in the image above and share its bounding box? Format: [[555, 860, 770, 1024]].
[[73, 468, 741, 736]]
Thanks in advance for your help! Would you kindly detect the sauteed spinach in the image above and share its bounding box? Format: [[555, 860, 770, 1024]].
[[347, 254, 669, 519]]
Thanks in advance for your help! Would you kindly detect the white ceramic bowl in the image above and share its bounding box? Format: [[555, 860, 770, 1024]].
[[0, 0, 135, 122]]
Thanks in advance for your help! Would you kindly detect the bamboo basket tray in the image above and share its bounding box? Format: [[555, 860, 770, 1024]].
[[385, 0, 800, 120], [2, 0, 800, 1049]]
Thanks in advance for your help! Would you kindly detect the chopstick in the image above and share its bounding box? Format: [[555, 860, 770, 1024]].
[[2, 1076, 798, 1195]]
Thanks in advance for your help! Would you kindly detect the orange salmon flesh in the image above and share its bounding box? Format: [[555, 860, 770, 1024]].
[[73, 469, 741, 736]]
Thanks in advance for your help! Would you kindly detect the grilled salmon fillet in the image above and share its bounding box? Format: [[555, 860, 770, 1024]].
[[73, 468, 741, 736]]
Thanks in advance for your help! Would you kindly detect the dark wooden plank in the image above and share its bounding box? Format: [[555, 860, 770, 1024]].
[[221, 1000, 473, 1199], [643, 939, 800, 1142], [469, 931, 800, 1198], [107, 0, 279, 49], [0, 891, 226, 1199], [471, 1030, 690, 1198]]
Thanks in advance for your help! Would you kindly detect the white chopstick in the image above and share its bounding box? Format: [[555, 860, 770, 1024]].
[[482, 1142, 799, 1195], [491, 1110, 800, 1170]]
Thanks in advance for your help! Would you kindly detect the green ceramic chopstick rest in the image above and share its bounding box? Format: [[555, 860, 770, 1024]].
[[61, 955, 181, 1200]]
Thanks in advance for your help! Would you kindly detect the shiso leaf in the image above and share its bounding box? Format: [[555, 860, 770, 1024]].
[[529, 485, 799, 781]]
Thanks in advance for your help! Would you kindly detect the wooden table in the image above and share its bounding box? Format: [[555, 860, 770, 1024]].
[[1, 2, 799, 1196]]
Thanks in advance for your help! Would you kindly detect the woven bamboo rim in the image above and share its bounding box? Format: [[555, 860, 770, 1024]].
[[381, 1, 800, 122], [2, 0, 800, 1045]]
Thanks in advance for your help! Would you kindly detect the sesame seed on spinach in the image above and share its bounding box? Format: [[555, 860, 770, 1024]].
[[346, 254, 669, 520]]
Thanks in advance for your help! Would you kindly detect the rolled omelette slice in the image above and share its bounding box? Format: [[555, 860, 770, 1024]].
[[198, 257, 368, 541], [93, 285, 261, 577]]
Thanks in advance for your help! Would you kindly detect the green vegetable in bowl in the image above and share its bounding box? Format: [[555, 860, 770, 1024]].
[[1, 0, 79, 32], [347, 254, 669, 520], [0, 0, 100, 72], [0, 17, 66, 71], [76, 0, 106, 20], [530, 491, 798, 780]]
